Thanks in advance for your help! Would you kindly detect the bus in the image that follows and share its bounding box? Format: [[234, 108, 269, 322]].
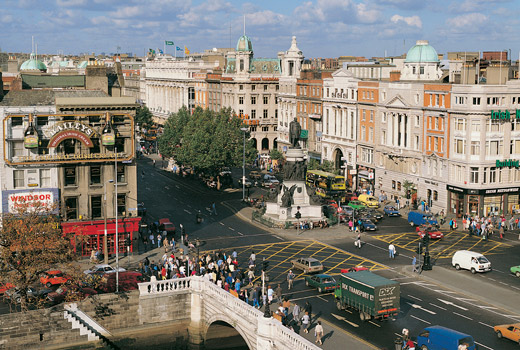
[[305, 170, 346, 199]]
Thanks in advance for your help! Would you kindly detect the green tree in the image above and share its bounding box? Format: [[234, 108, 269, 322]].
[[135, 106, 154, 129], [269, 149, 284, 161], [306, 159, 339, 174], [159, 107, 257, 175]]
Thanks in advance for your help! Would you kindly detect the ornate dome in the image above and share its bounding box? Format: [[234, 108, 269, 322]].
[[236, 35, 253, 52], [20, 53, 47, 71], [77, 61, 88, 69], [405, 40, 439, 63]]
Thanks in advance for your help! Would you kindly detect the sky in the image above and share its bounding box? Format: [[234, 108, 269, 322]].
[[0, 0, 519, 59]]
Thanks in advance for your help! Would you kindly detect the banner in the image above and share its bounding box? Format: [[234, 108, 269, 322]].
[[165, 41, 174, 45]]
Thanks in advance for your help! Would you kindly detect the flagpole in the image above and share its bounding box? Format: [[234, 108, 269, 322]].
[[163, 41, 165, 56]]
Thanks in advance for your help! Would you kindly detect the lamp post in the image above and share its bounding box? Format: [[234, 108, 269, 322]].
[[240, 127, 248, 202], [114, 147, 119, 293], [103, 179, 114, 265]]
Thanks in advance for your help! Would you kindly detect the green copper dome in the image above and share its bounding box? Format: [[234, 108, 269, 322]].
[[405, 40, 439, 63], [236, 35, 253, 52], [77, 61, 88, 69], [20, 53, 47, 71]]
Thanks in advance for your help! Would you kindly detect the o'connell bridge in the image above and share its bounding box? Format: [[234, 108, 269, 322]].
[[0, 277, 321, 350]]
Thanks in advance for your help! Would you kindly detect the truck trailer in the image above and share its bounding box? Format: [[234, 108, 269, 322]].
[[334, 270, 400, 321]]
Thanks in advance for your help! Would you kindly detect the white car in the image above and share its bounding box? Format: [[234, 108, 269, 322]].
[[452, 250, 491, 274], [83, 264, 126, 275]]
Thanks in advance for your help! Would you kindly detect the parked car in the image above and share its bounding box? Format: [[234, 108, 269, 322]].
[[494, 323, 520, 345], [40, 270, 71, 288], [340, 266, 369, 273], [510, 265, 520, 278], [158, 218, 176, 235], [357, 194, 379, 208], [262, 175, 279, 187], [98, 271, 149, 293], [84, 264, 126, 275], [5, 287, 51, 304], [452, 250, 491, 274], [347, 200, 366, 210], [304, 274, 337, 293], [137, 202, 147, 216], [290, 257, 324, 274], [416, 326, 476, 350], [249, 170, 261, 180], [238, 177, 252, 188], [47, 285, 97, 305], [383, 205, 401, 217], [358, 218, 377, 231], [408, 211, 438, 227], [416, 225, 444, 239], [359, 209, 383, 222]]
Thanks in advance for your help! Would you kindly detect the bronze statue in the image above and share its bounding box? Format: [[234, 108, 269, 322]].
[[289, 117, 301, 148], [281, 184, 297, 208]]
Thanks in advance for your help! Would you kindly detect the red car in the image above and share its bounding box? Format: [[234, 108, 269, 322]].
[[341, 266, 369, 273], [416, 225, 444, 239], [158, 218, 176, 235], [47, 285, 97, 305], [40, 270, 71, 288]]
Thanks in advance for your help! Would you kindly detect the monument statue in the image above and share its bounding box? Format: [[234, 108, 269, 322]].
[[280, 184, 297, 208], [283, 160, 307, 181], [289, 117, 301, 148]]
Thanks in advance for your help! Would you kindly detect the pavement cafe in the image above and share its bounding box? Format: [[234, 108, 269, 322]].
[[447, 184, 520, 217]]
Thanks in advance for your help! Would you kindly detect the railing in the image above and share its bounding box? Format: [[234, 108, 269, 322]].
[[138, 277, 192, 295]]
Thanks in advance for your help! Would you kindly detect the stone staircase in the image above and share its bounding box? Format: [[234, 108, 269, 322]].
[[64, 303, 117, 349]]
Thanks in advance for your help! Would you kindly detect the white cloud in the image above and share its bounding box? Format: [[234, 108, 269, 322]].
[[356, 3, 381, 23], [446, 12, 488, 30], [391, 14, 422, 28], [56, 0, 88, 6]]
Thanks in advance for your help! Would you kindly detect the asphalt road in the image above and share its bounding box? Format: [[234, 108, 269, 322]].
[[138, 155, 520, 349]]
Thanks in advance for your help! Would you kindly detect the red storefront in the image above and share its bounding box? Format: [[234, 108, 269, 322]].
[[62, 217, 141, 257]]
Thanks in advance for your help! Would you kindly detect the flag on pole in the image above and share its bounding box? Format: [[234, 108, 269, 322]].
[[165, 41, 174, 46], [184, 46, 190, 55], [176, 46, 182, 51], [159, 49, 163, 54]]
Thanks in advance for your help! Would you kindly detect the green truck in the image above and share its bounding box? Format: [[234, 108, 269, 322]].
[[334, 270, 400, 321]]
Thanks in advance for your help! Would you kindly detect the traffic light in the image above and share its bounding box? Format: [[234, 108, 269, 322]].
[[262, 260, 269, 271], [125, 237, 131, 247], [422, 233, 430, 245]]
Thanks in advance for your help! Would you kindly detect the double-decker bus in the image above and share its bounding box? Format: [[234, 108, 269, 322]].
[[305, 170, 346, 199]]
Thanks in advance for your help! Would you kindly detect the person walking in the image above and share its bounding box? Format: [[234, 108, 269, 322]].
[[275, 284, 283, 302], [314, 321, 324, 345], [304, 301, 312, 321], [287, 270, 295, 290], [210, 202, 217, 216], [412, 256, 418, 273], [301, 311, 310, 333], [355, 232, 362, 249], [292, 303, 300, 325], [389, 243, 396, 259]]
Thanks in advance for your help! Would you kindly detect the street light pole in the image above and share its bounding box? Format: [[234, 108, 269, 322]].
[[115, 147, 119, 293], [241, 127, 248, 202], [103, 179, 114, 265]]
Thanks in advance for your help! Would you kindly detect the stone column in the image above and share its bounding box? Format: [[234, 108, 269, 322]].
[[188, 277, 204, 350], [256, 316, 276, 350], [400, 114, 405, 147]]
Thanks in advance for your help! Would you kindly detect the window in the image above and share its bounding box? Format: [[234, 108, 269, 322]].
[[275, 85, 279, 91], [361, 126, 366, 140], [251, 96, 256, 104], [370, 111, 373, 122], [239, 96, 244, 104], [470, 167, 479, 184], [471, 141, 480, 155], [486, 140, 503, 155], [455, 118, 466, 131], [369, 127, 374, 142], [397, 182, 401, 191], [362, 110, 366, 121], [434, 117, 439, 130], [471, 121, 480, 132], [64, 197, 78, 220], [473, 97, 481, 105], [264, 85, 268, 91], [326, 88, 329, 97], [251, 85, 256, 91], [490, 167, 497, 183], [262, 126, 268, 132], [415, 136, 419, 150], [11, 117, 23, 126], [90, 165, 101, 185], [239, 109, 244, 116], [11, 141, 24, 158], [415, 116, 420, 127], [116, 164, 125, 183], [239, 84, 243, 91], [511, 140, 520, 154], [14, 170, 24, 188], [251, 110, 256, 119], [382, 113, 387, 123], [91, 196, 102, 219], [263, 96, 269, 104], [360, 147, 373, 164], [263, 109, 268, 118], [392, 180, 396, 189], [488, 120, 501, 132], [420, 66, 425, 74], [40, 169, 51, 187], [433, 191, 438, 201], [454, 139, 465, 154], [382, 130, 387, 144], [64, 166, 77, 186], [117, 194, 126, 216]]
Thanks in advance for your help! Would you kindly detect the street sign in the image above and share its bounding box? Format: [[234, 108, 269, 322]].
[[128, 208, 137, 211]]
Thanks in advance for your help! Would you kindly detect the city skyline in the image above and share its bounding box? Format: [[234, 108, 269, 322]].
[[0, 0, 519, 59]]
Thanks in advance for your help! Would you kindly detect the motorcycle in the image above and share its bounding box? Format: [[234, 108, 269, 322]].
[[196, 211, 203, 224]]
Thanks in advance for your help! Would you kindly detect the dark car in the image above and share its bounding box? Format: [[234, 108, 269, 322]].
[[360, 209, 383, 222], [304, 274, 337, 293], [238, 177, 252, 188], [5, 287, 51, 304], [47, 285, 97, 305], [358, 218, 377, 231], [384, 205, 401, 217]]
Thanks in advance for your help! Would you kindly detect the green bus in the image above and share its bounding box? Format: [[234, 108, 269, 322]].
[[306, 170, 346, 199]]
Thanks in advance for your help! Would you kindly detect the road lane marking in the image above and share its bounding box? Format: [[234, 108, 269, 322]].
[[407, 303, 436, 314], [183, 209, 192, 215], [219, 222, 225, 226], [228, 227, 235, 231], [331, 313, 360, 328], [437, 299, 468, 311], [368, 321, 381, 327], [165, 186, 170, 190], [410, 315, 430, 324], [317, 295, 329, 302], [453, 312, 472, 320], [478, 321, 493, 328], [474, 341, 493, 350], [236, 231, 244, 236], [407, 295, 423, 302], [429, 303, 447, 310]]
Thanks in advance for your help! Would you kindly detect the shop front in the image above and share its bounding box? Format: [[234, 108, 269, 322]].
[[356, 165, 375, 192], [447, 184, 520, 217], [62, 217, 141, 257]]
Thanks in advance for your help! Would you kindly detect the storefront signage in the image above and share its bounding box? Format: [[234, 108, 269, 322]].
[[496, 159, 520, 168], [425, 180, 438, 186], [48, 122, 95, 148], [16, 151, 126, 163], [2, 189, 59, 213], [447, 184, 519, 195], [484, 187, 519, 194], [490, 110, 520, 121]]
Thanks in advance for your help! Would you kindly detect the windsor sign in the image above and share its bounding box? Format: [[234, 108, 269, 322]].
[[491, 110, 520, 121]]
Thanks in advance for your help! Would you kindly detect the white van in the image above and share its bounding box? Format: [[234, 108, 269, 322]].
[[452, 250, 491, 274]]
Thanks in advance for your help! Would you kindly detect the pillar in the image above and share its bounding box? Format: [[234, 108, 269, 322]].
[[188, 278, 204, 350]]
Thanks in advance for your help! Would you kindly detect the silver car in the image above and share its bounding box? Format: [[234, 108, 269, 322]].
[[290, 257, 324, 274]]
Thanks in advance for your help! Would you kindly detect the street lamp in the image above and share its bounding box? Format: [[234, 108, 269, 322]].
[[103, 179, 115, 265], [114, 147, 120, 293], [240, 127, 248, 202]]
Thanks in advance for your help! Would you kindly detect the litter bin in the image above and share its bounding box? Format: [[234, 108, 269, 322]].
[[394, 337, 403, 350]]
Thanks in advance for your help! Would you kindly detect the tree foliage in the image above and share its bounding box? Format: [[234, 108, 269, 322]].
[[135, 106, 154, 129], [307, 159, 338, 174], [269, 149, 284, 161], [0, 202, 79, 310], [158, 107, 258, 175]]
